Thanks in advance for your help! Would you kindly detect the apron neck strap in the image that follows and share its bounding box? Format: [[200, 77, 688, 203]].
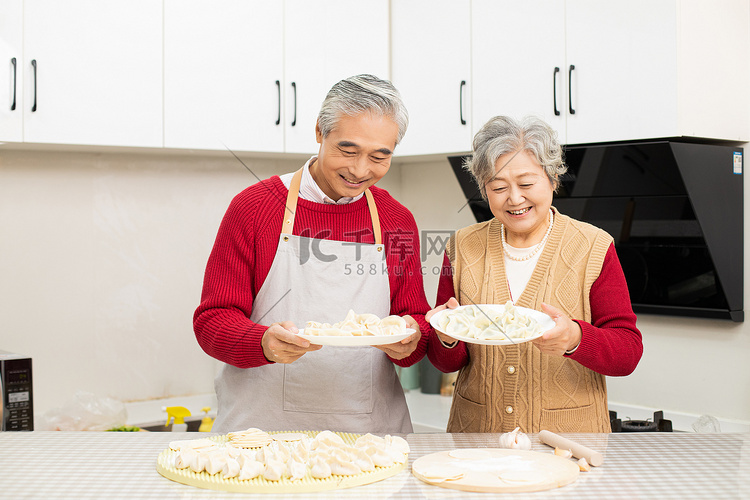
[[281, 167, 383, 246], [364, 189, 382, 245]]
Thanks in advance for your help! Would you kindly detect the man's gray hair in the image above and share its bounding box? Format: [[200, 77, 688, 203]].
[[317, 74, 409, 145], [465, 115, 567, 199]]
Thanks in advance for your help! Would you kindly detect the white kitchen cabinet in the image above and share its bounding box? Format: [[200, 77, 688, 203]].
[[564, 0, 680, 144], [470, 0, 749, 148], [283, 0, 389, 154], [0, 0, 23, 142], [165, 0, 388, 155], [21, 0, 162, 148], [164, 0, 284, 152], [390, 0, 472, 156], [471, 0, 567, 143]]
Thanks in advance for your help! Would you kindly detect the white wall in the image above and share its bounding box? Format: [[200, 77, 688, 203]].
[[0, 149, 397, 421]]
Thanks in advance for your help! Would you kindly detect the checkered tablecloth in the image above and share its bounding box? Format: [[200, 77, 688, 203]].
[[1, 431, 748, 499]]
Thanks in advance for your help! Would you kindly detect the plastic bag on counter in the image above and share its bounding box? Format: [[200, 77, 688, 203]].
[[40, 391, 127, 431], [692, 414, 721, 433]]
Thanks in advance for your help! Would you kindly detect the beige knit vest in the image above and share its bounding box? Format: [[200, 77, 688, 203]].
[[446, 210, 613, 433]]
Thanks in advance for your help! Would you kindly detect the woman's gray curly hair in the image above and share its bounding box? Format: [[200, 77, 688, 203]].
[[317, 74, 409, 145], [465, 115, 567, 199]]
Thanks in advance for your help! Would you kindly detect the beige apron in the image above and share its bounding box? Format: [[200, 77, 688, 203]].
[[212, 169, 412, 434]]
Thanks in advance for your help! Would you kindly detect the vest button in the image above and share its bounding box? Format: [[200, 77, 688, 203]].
[[505, 406, 513, 414], [507, 365, 516, 374]]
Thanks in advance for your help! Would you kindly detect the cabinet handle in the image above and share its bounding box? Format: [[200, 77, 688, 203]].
[[10, 57, 17, 111], [553, 67, 560, 116], [31, 59, 38, 112], [568, 64, 575, 115], [459, 80, 466, 125], [291, 81, 297, 127], [275, 80, 281, 125]]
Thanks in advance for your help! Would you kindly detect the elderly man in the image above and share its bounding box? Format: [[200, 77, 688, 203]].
[[194, 74, 431, 434]]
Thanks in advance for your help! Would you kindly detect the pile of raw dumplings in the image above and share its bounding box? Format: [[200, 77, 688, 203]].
[[437, 301, 542, 341], [305, 310, 406, 337], [169, 429, 409, 482]]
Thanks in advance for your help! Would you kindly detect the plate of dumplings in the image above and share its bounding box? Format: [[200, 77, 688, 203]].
[[430, 302, 554, 345], [297, 310, 416, 346]]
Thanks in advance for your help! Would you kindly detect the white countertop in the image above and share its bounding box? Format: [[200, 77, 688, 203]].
[[2, 431, 748, 498]]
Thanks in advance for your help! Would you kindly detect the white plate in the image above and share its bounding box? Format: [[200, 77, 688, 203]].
[[429, 305, 555, 345], [296, 329, 416, 346]]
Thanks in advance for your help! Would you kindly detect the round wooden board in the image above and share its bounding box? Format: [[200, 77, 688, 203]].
[[156, 431, 407, 493], [412, 448, 579, 493]]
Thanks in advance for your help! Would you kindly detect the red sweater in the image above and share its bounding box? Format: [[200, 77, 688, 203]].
[[428, 244, 643, 376], [194, 175, 431, 369]]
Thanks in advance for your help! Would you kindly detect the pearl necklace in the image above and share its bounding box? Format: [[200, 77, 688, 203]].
[[501, 209, 554, 262]]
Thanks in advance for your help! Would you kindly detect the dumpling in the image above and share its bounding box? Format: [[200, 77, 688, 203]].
[[314, 430, 346, 448], [174, 448, 198, 469], [380, 315, 406, 335], [238, 459, 264, 480], [385, 435, 410, 456], [169, 438, 216, 451], [355, 433, 386, 449], [204, 450, 227, 475], [263, 459, 285, 481], [221, 457, 241, 478], [350, 447, 375, 472], [328, 451, 362, 476], [189, 452, 208, 473], [444, 314, 472, 337], [363, 444, 396, 467], [285, 459, 308, 481], [310, 456, 332, 479], [356, 312, 381, 327]]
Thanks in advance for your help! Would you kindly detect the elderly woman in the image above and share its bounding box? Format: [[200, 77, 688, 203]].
[[427, 115, 642, 433]]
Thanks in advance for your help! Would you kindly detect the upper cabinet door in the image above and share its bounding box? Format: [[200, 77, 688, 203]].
[[284, 0, 389, 155], [164, 0, 284, 152], [564, 0, 679, 144], [22, 0, 162, 148], [472, 0, 566, 142], [391, 0, 472, 156], [0, 0, 23, 142]]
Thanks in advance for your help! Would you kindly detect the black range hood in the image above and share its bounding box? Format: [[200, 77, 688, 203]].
[[449, 140, 744, 321]]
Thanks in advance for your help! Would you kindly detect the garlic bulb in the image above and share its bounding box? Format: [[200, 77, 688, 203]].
[[498, 427, 532, 450]]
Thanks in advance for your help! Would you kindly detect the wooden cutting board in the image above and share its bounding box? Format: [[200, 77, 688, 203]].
[[412, 448, 579, 493]]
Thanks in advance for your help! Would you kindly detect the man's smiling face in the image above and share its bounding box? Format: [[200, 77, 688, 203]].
[[310, 112, 399, 201]]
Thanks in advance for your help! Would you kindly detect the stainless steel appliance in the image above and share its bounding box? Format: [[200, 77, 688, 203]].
[[1, 350, 33, 431]]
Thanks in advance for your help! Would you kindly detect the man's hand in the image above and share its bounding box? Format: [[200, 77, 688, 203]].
[[261, 321, 322, 364], [374, 315, 421, 360]]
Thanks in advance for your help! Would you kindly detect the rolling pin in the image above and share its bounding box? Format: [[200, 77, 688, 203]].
[[538, 430, 604, 466]]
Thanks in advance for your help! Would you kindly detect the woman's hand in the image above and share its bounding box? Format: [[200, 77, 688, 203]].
[[425, 297, 460, 344], [261, 321, 322, 364], [374, 315, 421, 360], [531, 303, 582, 356]]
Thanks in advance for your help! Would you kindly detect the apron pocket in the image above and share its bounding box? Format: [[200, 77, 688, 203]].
[[282, 347, 374, 414]]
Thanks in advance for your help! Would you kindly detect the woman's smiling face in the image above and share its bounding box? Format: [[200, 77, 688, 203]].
[[310, 112, 399, 201], [485, 149, 555, 246]]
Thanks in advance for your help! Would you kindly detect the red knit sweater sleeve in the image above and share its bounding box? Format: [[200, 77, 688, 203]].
[[193, 180, 282, 369], [427, 252, 469, 373], [568, 243, 643, 376]]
